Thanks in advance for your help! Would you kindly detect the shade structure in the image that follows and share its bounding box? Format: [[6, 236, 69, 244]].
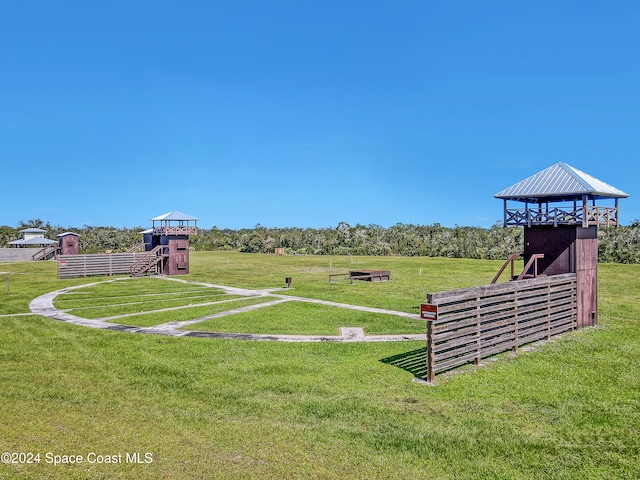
[[495, 162, 629, 203]]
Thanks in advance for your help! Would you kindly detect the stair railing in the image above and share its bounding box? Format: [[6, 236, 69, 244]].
[[516, 254, 544, 281], [491, 253, 522, 284], [32, 245, 59, 261], [130, 245, 167, 277]]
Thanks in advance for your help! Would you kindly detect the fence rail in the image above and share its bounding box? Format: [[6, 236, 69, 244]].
[[57, 253, 148, 279], [505, 206, 619, 227], [422, 273, 577, 382]]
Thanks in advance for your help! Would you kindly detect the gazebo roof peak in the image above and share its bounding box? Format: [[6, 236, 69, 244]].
[[495, 162, 629, 202], [151, 211, 199, 222]]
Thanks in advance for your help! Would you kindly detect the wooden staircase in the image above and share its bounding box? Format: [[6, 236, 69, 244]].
[[32, 245, 59, 261], [127, 242, 146, 253], [491, 253, 544, 284], [130, 246, 168, 277]]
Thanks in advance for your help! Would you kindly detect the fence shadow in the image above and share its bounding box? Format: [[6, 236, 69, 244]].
[[380, 347, 427, 379]]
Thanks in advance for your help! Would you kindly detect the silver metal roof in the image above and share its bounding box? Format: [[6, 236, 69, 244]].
[[151, 211, 199, 222], [8, 237, 58, 246], [495, 162, 630, 201], [57, 232, 80, 237]]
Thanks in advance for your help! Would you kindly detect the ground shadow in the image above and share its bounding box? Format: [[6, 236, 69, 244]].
[[380, 347, 427, 379]]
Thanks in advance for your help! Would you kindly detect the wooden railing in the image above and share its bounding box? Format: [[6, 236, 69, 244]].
[[127, 242, 146, 253], [585, 206, 619, 226], [152, 226, 197, 236], [421, 273, 577, 382], [517, 254, 544, 280], [491, 253, 521, 284], [130, 245, 167, 277], [491, 253, 544, 283], [505, 206, 619, 227], [58, 253, 148, 279], [32, 245, 59, 261]]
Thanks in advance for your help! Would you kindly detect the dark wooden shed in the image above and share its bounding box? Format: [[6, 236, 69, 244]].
[[57, 232, 80, 256]]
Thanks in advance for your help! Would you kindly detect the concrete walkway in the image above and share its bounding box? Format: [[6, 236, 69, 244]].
[[29, 277, 426, 343]]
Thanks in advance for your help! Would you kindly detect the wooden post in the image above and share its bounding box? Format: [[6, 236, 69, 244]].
[[503, 199, 507, 227], [426, 320, 435, 383], [546, 283, 551, 340], [513, 286, 519, 353], [475, 300, 481, 365]]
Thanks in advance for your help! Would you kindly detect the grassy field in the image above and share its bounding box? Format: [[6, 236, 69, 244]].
[[0, 252, 638, 479]]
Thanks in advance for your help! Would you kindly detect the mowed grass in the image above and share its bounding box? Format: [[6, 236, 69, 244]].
[[0, 253, 638, 479], [44, 254, 433, 334], [186, 301, 424, 335]]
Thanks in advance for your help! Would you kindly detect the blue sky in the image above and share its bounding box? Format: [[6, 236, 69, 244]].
[[1, 1, 638, 229]]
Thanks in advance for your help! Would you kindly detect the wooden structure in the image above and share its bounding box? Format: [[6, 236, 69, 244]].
[[420, 163, 629, 381], [135, 211, 198, 276], [58, 253, 149, 279], [495, 162, 628, 328], [57, 232, 79, 256], [328, 270, 391, 283], [56, 211, 198, 279], [497, 163, 627, 228], [349, 270, 391, 282], [422, 274, 577, 382], [8, 228, 58, 260]]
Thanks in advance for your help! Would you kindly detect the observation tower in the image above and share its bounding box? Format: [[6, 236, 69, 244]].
[[495, 162, 629, 327]]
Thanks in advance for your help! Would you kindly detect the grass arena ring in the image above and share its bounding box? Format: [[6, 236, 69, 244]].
[[29, 277, 426, 343]]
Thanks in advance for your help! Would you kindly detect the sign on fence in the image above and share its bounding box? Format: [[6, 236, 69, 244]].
[[420, 303, 438, 320]]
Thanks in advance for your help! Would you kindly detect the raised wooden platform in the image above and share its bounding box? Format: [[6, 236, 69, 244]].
[[328, 270, 392, 283], [349, 270, 391, 282]]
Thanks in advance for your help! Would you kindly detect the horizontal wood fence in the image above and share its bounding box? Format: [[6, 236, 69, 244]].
[[422, 273, 577, 382], [57, 253, 148, 279]]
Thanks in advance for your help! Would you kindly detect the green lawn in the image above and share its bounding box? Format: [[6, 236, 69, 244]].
[[185, 301, 425, 335], [0, 253, 638, 479]]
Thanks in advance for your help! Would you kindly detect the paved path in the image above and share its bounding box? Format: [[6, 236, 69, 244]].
[[29, 277, 426, 343]]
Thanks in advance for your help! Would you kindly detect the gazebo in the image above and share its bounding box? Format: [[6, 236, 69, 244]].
[[8, 228, 57, 248], [495, 162, 629, 228]]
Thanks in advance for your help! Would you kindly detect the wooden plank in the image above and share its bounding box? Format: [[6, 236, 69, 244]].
[[428, 274, 575, 304], [58, 253, 148, 278], [425, 273, 577, 380]]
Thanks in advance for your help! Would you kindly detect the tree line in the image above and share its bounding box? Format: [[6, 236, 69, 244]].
[[1, 219, 639, 263]]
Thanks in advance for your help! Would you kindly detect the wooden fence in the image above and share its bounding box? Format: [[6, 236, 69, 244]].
[[57, 253, 148, 279], [421, 273, 577, 382]]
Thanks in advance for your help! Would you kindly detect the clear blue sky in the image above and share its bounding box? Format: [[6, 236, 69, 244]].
[[1, 1, 638, 230]]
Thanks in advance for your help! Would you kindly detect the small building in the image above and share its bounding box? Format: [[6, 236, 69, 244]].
[[57, 232, 80, 256], [8, 228, 58, 248]]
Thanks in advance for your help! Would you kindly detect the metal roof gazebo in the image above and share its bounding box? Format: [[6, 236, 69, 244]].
[[495, 162, 629, 228], [151, 210, 199, 236], [8, 228, 57, 247]]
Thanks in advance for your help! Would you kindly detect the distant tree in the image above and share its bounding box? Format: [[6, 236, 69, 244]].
[[7, 219, 639, 263], [0, 225, 18, 247]]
